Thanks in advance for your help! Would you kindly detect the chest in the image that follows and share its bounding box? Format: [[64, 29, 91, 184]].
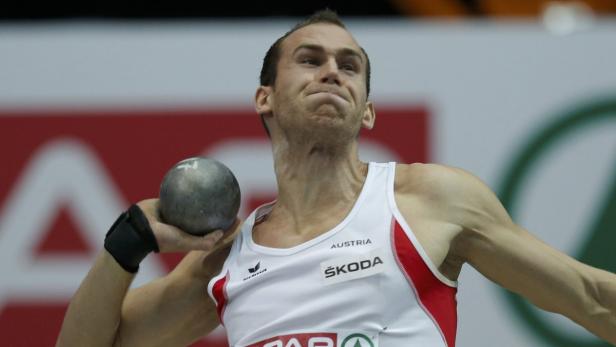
[[251, 206, 360, 249], [220, 222, 413, 346]]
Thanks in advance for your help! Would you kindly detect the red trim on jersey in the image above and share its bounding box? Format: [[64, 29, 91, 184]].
[[392, 220, 457, 347], [212, 271, 230, 325]]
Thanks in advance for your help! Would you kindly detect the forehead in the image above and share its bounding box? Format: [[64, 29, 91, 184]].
[[280, 23, 362, 56]]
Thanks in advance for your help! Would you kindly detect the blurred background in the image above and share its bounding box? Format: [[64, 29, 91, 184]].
[[1, 1, 615, 346]]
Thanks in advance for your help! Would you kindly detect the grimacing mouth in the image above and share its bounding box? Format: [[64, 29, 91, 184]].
[[306, 87, 350, 102]]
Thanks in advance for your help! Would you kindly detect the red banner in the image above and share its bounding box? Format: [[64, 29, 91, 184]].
[[0, 106, 428, 346]]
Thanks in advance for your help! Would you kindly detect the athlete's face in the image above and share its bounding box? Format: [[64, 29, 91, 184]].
[[256, 24, 375, 144]]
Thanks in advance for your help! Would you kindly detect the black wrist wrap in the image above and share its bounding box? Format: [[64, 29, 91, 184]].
[[104, 204, 160, 273]]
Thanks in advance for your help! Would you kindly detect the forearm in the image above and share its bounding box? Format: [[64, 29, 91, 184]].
[[56, 250, 135, 347], [579, 266, 616, 344], [464, 225, 616, 344], [115, 251, 222, 347], [56, 201, 231, 347]]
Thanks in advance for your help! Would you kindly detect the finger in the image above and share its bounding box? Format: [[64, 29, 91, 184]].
[[174, 229, 225, 252], [153, 217, 239, 253], [200, 230, 226, 250], [150, 221, 194, 252], [214, 220, 242, 249]]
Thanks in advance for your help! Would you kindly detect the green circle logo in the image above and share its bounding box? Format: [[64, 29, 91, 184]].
[[498, 97, 616, 346], [341, 333, 374, 347]]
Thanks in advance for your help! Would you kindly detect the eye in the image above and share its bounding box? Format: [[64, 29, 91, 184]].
[[340, 63, 356, 71], [300, 57, 318, 66], [339, 59, 359, 72]]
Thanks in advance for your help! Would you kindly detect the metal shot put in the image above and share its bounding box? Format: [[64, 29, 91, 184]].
[[159, 157, 241, 236]]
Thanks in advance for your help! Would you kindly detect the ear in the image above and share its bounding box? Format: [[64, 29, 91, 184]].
[[255, 86, 273, 116], [361, 101, 376, 130]]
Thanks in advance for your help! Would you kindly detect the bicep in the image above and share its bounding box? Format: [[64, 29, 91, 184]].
[[447, 170, 596, 323], [458, 221, 593, 318], [404, 164, 615, 339], [115, 251, 219, 347]]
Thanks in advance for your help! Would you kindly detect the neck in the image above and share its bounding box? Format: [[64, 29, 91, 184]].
[[270, 138, 368, 234]]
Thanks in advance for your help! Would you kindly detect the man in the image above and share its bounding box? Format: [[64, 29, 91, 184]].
[[57, 10, 616, 347]]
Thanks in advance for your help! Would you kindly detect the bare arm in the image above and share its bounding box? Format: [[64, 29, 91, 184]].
[[116, 243, 233, 347], [460, 217, 616, 342], [56, 199, 234, 347], [56, 250, 135, 347], [401, 164, 616, 343]]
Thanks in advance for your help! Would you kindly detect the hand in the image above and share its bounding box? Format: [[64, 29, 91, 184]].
[[136, 198, 231, 253]]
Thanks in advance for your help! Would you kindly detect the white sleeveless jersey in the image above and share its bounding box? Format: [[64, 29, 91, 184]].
[[207, 162, 458, 347]]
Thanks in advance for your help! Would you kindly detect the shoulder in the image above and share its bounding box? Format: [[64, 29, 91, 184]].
[[394, 162, 483, 197], [394, 162, 512, 227]]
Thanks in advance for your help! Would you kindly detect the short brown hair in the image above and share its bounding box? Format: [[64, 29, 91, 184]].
[[258, 9, 372, 136], [260, 9, 371, 95]]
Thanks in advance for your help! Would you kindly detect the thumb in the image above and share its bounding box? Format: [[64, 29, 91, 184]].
[[177, 230, 226, 252]]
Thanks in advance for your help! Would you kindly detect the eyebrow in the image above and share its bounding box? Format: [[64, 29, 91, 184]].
[[292, 44, 364, 63]]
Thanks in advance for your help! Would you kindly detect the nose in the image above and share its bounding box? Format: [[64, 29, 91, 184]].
[[318, 58, 340, 85]]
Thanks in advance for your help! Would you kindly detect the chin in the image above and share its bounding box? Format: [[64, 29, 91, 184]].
[[308, 118, 357, 143], [310, 103, 350, 121]]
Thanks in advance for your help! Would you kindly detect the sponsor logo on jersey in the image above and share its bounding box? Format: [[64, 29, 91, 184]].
[[341, 333, 374, 347], [247, 332, 377, 347], [247, 332, 337, 347], [330, 239, 372, 249], [320, 248, 386, 285], [244, 261, 267, 281], [249, 262, 261, 273]]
